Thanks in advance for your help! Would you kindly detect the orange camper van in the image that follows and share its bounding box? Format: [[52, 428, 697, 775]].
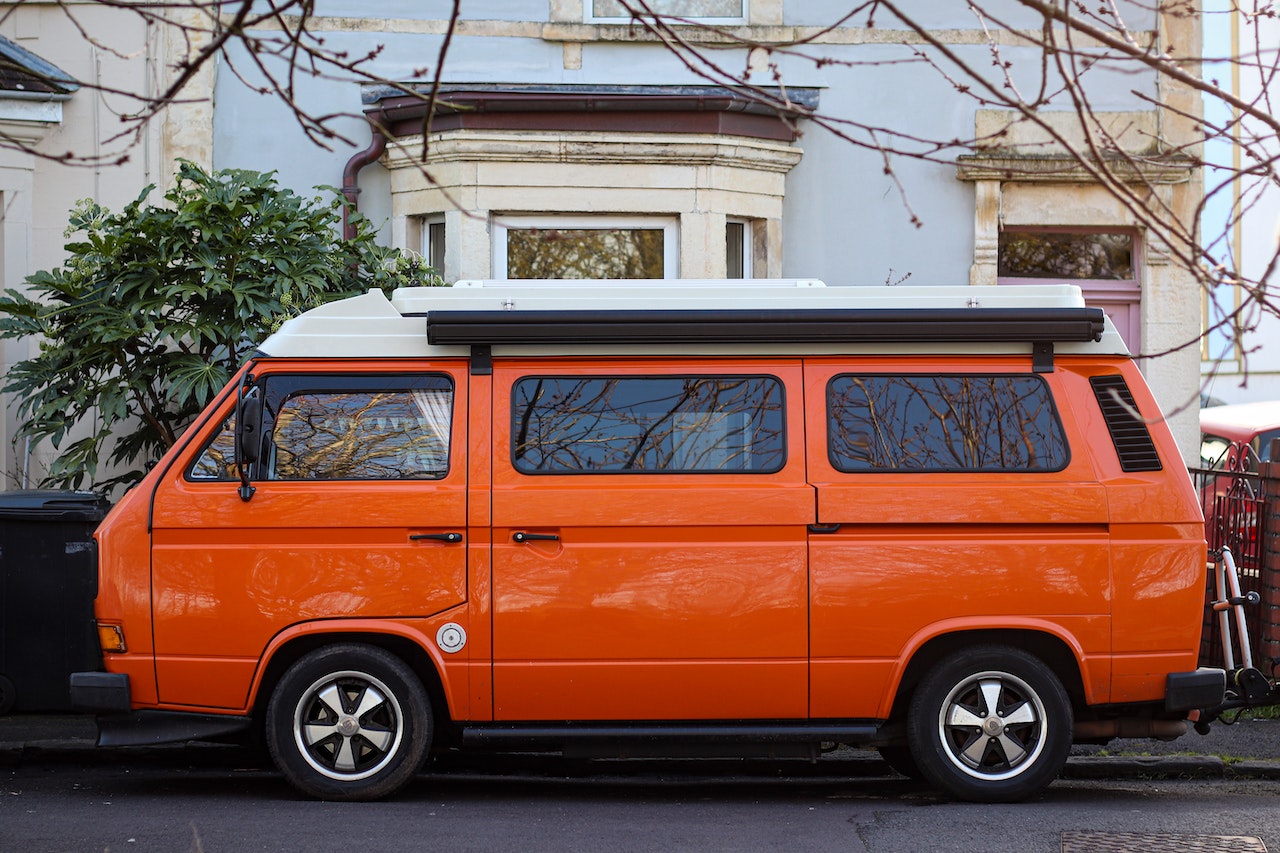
[[70, 280, 1223, 803]]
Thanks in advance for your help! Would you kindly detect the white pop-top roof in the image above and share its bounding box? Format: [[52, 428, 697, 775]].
[[257, 279, 1130, 359]]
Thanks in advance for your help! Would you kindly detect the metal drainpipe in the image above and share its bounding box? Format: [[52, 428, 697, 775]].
[[340, 125, 388, 240]]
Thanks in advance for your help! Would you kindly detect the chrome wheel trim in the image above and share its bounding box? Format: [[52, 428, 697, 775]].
[[292, 669, 406, 782], [935, 669, 1048, 782]]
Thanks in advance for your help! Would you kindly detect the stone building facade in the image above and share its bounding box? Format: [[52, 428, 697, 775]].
[[0, 2, 1207, 487]]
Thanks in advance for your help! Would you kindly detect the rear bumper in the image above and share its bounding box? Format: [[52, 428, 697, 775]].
[[69, 671, 130, 713], [1166, 667, 1226, 712], [69, 671, 250, 747]]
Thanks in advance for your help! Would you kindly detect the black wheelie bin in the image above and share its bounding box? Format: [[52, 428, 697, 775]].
[[0, 490, 109, 713]]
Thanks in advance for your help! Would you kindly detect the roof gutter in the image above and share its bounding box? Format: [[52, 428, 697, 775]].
[[0, 89, 74, 102]]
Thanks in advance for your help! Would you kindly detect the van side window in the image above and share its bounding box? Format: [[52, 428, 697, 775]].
[[265, 375, 453, 480], [512, 375, 785, 473], [827, 374, 1068, 472], [189, 413, 238, 480], [189, 374, 454, 481]]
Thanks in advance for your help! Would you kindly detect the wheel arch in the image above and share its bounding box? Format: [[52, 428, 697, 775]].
[[886, 628, 1087, 725], [250, 630, 453, 740]]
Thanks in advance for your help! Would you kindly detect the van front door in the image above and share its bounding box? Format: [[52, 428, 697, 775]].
[[489, 360, 812, 721], [149, 365, 469, 710]]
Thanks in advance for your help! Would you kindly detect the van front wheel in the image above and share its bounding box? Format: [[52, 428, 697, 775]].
[[906, 645, 1071, 803], [266, 644, 432, 801]]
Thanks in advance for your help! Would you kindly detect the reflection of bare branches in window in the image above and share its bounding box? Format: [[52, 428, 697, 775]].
[[513, 376, 784, 472], [829, 375, 1066, 472], [273, 390, 451, 480], [507, 229, 666, 280], [189, 415, 238, 480], [623, 381, 700, 469]]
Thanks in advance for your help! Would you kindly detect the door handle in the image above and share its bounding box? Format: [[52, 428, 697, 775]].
[[513, 531, 560, 543], [410, 532, 463, 543]]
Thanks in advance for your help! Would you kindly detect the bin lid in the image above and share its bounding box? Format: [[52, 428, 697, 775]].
[[0, 490, 109, 521]]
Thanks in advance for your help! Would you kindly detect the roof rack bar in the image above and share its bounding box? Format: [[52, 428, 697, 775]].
[[425, 307, 1106, 347]]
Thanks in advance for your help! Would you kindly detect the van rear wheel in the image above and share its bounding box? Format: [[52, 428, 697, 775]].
[[266, 644, 432, 801], [906, 645, 1071, 803]]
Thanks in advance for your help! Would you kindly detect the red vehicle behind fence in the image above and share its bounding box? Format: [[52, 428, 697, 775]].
[[1198, 401, 1280, 571]]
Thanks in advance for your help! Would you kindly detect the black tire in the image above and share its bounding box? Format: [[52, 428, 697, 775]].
[[266, 644, 432, 801], [906, 645, 1072, 803], [0, 674, 15, 715]]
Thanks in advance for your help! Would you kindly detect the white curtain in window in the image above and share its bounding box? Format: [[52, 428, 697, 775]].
[[412, 389, 453, 445]]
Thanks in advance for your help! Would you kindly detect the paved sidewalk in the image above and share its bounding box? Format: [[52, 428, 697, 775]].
[[4, 713, 1280, 781]]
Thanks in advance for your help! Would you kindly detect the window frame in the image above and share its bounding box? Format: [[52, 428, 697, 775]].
[[726, 218, 752, 279], [510, 372, 788, 475], [996, 226, 1140, 284], [492, 214, 680, 280], [585, 0, 748, 25], [186, 373, 457, 483], [420, 214, 446, 276]]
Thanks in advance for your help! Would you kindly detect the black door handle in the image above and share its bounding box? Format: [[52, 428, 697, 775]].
[[410, 532, 463, 543], [513, 532, 560, 543]]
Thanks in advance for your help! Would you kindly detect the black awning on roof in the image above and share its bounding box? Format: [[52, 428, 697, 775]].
[[423, 307, 1107, 346]]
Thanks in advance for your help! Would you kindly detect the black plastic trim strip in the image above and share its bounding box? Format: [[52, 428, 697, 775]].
[[460, 721, 881, 746], [94, 710, 252, 747], [424, 307, 1106, 347]]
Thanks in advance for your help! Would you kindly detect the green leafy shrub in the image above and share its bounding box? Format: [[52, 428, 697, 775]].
[[0, 160, 439, 491]]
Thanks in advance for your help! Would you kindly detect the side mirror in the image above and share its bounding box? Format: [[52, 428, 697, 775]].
[[236, 387, 262, 465], [235, 384, 262, 501]]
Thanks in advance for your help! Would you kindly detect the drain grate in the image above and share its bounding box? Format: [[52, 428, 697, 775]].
[[1062, 832, 1267, 852]]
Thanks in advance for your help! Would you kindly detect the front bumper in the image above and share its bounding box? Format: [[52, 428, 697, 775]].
[[1166, 667, 1226, 712]]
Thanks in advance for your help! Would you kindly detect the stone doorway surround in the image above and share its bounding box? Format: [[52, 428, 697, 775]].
[[956, 108, 1201, 459]]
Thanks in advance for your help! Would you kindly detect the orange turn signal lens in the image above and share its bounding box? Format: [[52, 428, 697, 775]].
[[97, 624, 126, 653]]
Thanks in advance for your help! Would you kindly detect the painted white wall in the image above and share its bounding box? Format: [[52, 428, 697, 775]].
[[0, 4, 165, 487]]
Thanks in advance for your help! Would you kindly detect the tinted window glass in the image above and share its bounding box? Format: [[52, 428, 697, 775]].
[[507, 227, 666, 279], [1254, 429, 1280, 464], [999, 231, 1134, 280], [828, 375, 1067, 472], [189, 411, 238, 481], [265, 376, 453, 480], [512, 376, 785, 473], [1201, 434, 1231, 470], [191, 375, 454, 482]]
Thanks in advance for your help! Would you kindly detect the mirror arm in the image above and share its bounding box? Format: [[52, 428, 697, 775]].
[[235, 368, 260, 502]]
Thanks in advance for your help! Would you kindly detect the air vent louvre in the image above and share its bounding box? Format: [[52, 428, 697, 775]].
[[1089, 374, 1162, 472]]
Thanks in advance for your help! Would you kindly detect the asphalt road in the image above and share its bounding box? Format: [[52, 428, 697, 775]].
[[4, 714, 1280, 851], [5, 747, 1280, 853]]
